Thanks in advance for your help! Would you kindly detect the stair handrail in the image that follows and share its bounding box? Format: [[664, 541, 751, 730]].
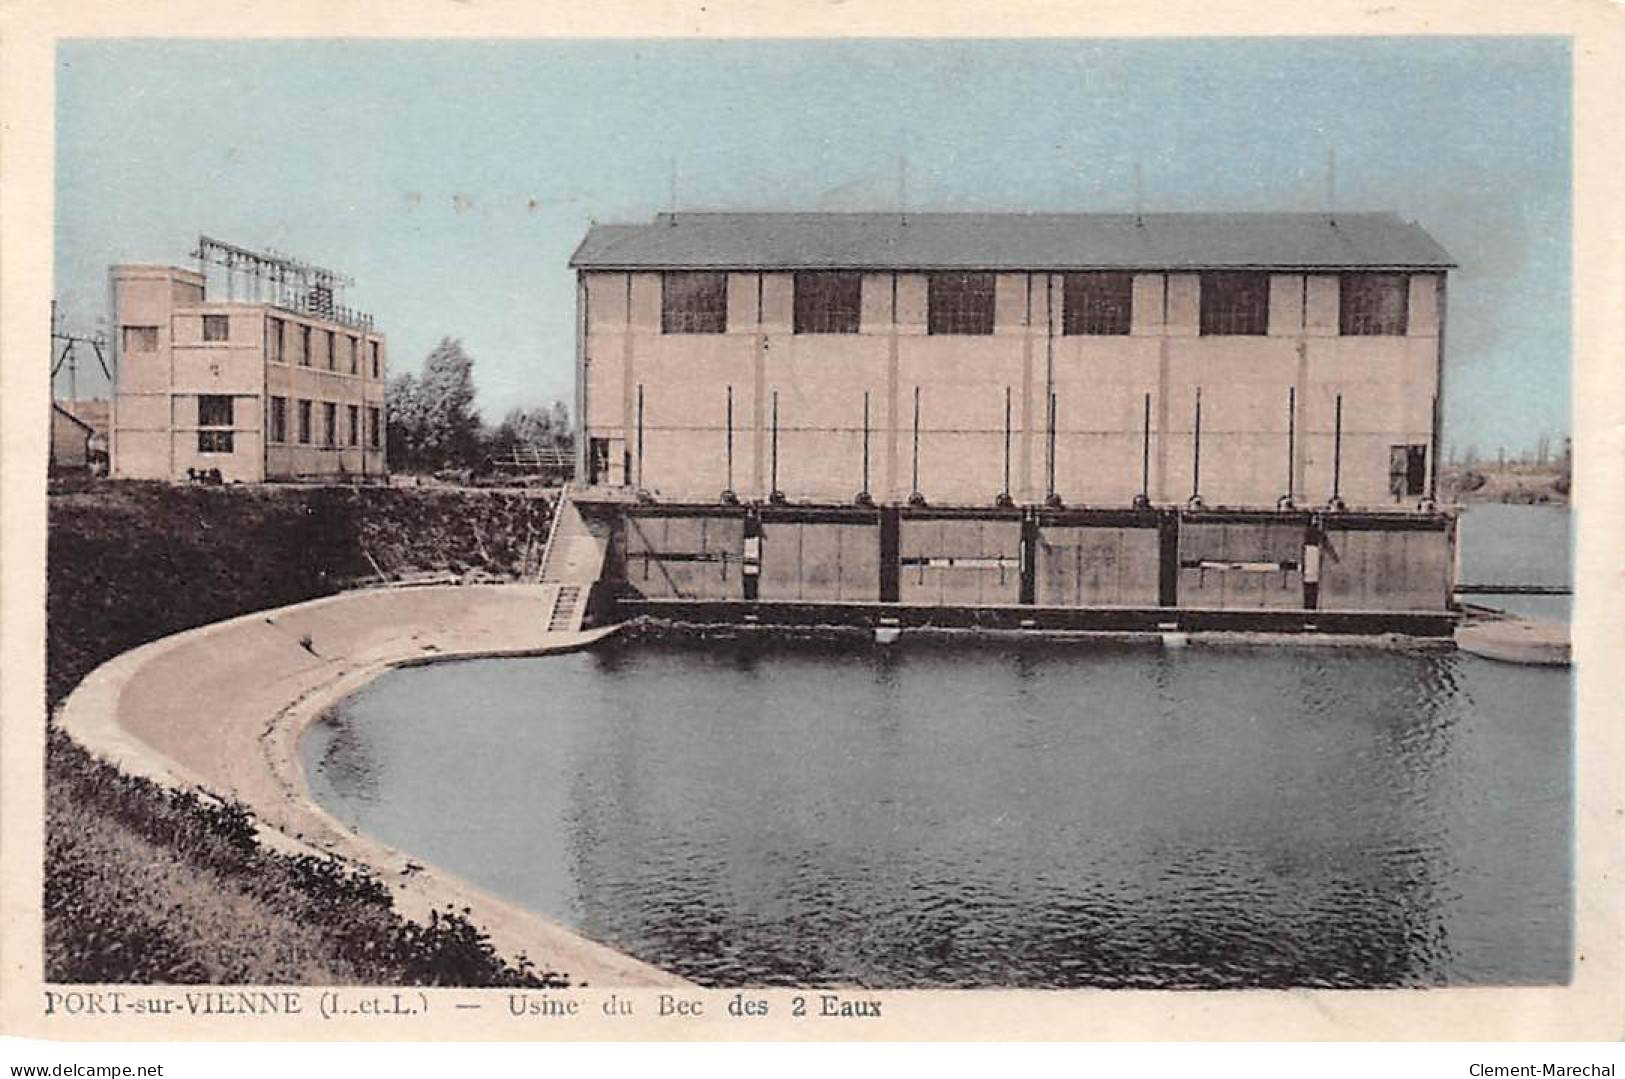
[[536, 486, 570, 583]]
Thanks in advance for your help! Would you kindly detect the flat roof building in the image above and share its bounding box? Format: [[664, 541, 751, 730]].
[[571, 211, 1453, 510], [111, 244, 387, 484]]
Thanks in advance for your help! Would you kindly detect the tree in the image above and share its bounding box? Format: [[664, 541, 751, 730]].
[[483, 401, 574, 461], [386, 338, 483, 471], [419, 338, 482, 467], [385, 372, 425, 469]]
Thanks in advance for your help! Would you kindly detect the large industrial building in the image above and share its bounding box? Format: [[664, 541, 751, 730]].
[[570, 211, 1451, 509], [533, 210, 1461, 636], [110, 237, 387, 483]]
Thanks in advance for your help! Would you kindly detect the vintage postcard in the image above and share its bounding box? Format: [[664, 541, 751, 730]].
[[2, 0, 1622, 1054]]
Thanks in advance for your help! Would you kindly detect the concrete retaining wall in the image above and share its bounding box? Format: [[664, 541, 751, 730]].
[[610, 502, 1457, 617]]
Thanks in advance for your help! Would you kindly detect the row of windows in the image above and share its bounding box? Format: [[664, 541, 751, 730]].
[[121, 318, 383, 379], [267, 317, 382, 378], [657, 271, 1415, 338], [195, 394, 381, 453]]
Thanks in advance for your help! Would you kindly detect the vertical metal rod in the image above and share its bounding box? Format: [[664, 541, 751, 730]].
[[636, 382, 645, 489], [1191, 386, 1202, 500], [1332, 393, 1343, 500], [863, 390, 871, 494], [911, 385, 921, 494], [725, 384, 734, 491], [1141, 392, 1152, 500], [1003, 385, 1012, 498], [1046, 391, 1057, 499], [771, 390, 780, 495], [1287, 385, 1297, 500], [1427, 393, 1439, 500]]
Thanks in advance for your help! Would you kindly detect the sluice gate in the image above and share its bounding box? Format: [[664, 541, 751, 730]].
[[568, 494, 1460, 638]]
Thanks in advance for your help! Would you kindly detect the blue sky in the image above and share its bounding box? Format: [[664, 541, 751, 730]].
[[54, 37, 1569, 455]]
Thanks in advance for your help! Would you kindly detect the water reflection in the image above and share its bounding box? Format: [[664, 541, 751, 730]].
[[306, 636, 1571, 988]]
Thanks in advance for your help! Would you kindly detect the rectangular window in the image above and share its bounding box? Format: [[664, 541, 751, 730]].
[[589, 437, 610, 484], [202, 314, 230, 342], [297, 399, 312, 444], [1341, 273, 1410, 336], [367, 406, 381, 448], [123, 325, 158, 352], [927, 272, 995, 335], [197, 394, 234, 428], [348, 336, 359, 374], [661, 271, 728, 334], [347, 404, 360, 447], [269, 396, 288, 443], [323, 402, 337, 448], [370, 341, 380, 378], [299, 326, 312, 367], [1199, 272, 1270, 336], [197, 393, 234, 454], [1390, 444, 1428, 498], [269, 318, 286, 363], [325, 330, 337, 370], [1062, 272, 1133, 335], [793, 272, 862, 334]]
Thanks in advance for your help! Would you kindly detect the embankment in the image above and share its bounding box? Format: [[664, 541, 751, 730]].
[[44, 481, 669, 986], [58, 582, 682, 987]]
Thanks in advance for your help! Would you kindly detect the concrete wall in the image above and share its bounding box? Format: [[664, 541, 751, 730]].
[[1036, 524, 1161, 607], [760, 519, 880, 602], [621, 512, 744, 600], [899, 516, 1021, 606], [582, 270, 1443, 510], [1319, 520, 1455, 612], [112, 264, 387, 483], [612, 504, 1455, 613], [1177, 517, 1305, 610]]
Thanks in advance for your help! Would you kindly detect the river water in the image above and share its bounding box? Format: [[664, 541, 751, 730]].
[[302, 505, 1573, 988]]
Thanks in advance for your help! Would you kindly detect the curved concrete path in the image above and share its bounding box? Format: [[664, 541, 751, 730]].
[[57, 583, 688, 988], [1455, 613, 1571, 667]]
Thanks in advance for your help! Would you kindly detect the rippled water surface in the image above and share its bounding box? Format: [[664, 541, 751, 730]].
[[302, 507, 1572, 988]]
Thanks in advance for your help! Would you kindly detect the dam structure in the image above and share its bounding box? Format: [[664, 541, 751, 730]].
[[547, 210, 1459, 637]]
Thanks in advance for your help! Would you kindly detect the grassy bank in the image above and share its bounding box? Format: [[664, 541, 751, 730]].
[[45, 480, 561, 985], [1439, 463, 1570, 505]]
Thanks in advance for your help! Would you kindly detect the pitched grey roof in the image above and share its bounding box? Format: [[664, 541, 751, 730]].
[[571, 211, 1454, 271]]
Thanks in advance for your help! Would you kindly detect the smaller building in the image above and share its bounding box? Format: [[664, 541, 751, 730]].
[[50, 402, 95, 470], [110, 244, 387, 483]]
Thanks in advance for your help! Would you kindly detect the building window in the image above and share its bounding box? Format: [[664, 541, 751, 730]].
[[123, 326, 158, 352], [661, 272, 727, 334], [297, 399, 312, 444], [347, 404, 360, 447], [269, 396, 288, 443], [370, 341, 380, 378], [1062, 272, 1133, 335], [197, 394, 233, 428], [202, 314, 230, 342], [323, 402, 337, 448], [347, 335, 359, 374], [269, 318, 286, 363], [1390, 444, 1428, 498], [793, 272, 862, 334], [197, 394, 233, 454], [1199, 272, 1269, 336], [299, 326, 312, 367], [367, 406, 381, 448], [1341, 273, 1410, 336], [326, 330, 337, 370], [927, 272, 995, 335]]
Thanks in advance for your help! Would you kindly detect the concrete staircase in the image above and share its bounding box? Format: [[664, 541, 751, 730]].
[[535, 491, 608, 635]]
